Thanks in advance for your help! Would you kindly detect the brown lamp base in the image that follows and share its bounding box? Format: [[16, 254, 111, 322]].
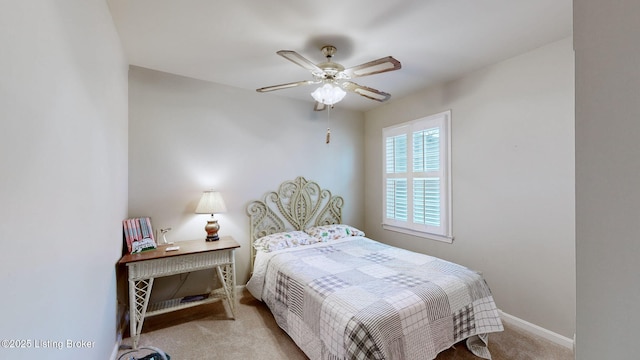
[[204, 217, 221, 242]]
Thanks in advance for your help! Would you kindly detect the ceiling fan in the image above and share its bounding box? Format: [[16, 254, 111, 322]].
[[256, 45, 401, 111]]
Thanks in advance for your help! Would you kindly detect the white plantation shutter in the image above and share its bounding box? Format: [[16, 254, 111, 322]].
[[412, 128, 440, 172], [385, 133, 408, 221], [386, 134, 407, 173], [382, 111, 452, 243], [386, 178, 408, 221], [413, 178, 440, 226]]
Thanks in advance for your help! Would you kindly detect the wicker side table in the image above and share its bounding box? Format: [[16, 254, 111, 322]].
[[119, 236, 240, 349]]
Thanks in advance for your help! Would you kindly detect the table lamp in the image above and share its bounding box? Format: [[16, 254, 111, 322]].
[[195, 190, 227, 241]]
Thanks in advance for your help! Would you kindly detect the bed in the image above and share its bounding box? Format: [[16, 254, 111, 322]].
[[246, 176, 503, 360]]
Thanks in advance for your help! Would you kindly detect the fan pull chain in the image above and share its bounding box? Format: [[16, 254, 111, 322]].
[[326, 105, 331, 144]]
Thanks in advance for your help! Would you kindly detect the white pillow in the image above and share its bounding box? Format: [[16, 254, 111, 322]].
[[305, 224, 365, 242], [253, 231, 319, 252]]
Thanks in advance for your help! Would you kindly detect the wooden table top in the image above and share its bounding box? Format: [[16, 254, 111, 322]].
[[119, 236, 240, 264]]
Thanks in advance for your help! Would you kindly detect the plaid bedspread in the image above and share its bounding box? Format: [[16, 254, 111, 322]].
[[258, 237, 503, 360]]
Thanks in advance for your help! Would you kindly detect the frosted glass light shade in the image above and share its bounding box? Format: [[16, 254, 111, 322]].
[[311, 83, 346, 105]]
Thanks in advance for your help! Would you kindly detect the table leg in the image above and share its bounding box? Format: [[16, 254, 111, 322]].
[[128, 277, 154, 349], [215, 264, 236, 318]]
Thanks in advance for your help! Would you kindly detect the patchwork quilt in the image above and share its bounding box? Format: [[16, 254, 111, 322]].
[[250, 237, 503, 360]]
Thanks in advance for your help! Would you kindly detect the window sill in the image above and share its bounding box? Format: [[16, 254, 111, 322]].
[[381, 224, 454, 244]]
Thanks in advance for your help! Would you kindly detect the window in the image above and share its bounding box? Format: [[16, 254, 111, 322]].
[[382, 110, 452, 243]]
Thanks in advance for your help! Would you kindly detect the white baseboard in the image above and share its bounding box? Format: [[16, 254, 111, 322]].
[[498, 310, 574, 350]]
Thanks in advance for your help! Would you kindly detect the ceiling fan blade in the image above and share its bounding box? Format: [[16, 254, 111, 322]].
[[256, 80, 316, 93], [314, 101, 327, 111], [342, 81, 391, 102], [343, 56, 401, 78], [277, 50, 324, 75]]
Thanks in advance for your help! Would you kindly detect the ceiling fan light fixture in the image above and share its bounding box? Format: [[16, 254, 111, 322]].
[[311, 83, 346, 105]]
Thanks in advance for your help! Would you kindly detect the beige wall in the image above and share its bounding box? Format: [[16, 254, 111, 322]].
[[0, 1, 129, 359], [363, 38, 575, 338], [575, 1, 640, 358], [127, 66, 365, 292]]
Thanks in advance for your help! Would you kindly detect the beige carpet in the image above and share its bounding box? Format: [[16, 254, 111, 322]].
[[118, 288, 573, 360]]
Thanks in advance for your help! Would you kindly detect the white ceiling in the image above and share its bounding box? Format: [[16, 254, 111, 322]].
[[107, 0, 573, 112]]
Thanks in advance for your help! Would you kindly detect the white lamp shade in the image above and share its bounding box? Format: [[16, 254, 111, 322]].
[[311, 83, 347, 105], [195, 191, 227, 214]]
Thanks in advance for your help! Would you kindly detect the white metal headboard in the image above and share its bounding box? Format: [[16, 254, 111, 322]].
[[246, 176, 344, 270]]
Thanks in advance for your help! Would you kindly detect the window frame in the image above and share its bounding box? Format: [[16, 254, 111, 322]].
[[382, 110, 453, 243]]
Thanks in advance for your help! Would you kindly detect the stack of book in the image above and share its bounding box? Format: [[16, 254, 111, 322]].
[[123, 217, 157, 254]]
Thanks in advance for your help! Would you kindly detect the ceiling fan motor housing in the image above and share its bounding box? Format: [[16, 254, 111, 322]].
[[316, 46, 345, 79]]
